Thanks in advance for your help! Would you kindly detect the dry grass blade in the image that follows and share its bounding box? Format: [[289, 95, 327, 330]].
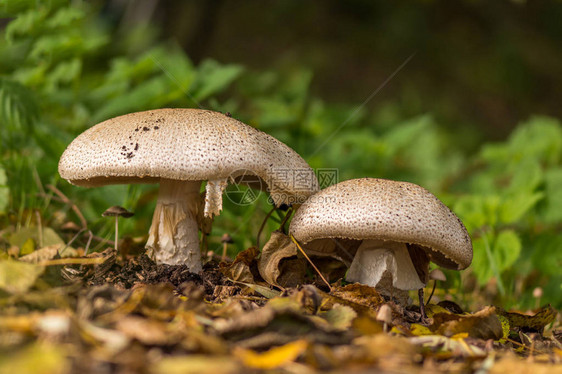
[[47, 184, 88, 229], [290, 234, 332, 292]]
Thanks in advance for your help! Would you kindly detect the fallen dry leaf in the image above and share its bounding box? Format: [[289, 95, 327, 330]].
[[219, 246, 258, 285], [431, 306, 503, 340], [497, 305, 558, 333], [490, 353, 562, 374], [152, 355, 241, 374], [19, 244, 78, 263], [0, 259, 44, 294], [258, 231, 306, 288], [234, 339, 308, 369]]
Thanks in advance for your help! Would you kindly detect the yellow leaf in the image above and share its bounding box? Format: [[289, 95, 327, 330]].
[[352, 315, 383, 335], [234, 340, 308, 370], [153, 355, 240, 374], [0, 342, 68, 374], [451, 332, 469, 340], [20, 237, 35, 256], [497, 305, 557, 332], [497, 314, 510, 341], [0, 259, 44, 293], [410, 323, 432, 336], [425, 304, 451, 318]]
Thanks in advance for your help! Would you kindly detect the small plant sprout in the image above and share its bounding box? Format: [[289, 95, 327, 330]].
[[102, 206, 134, 253], [221, 233, 233, 262], [533, 287, 543, 309], [426, 268, 447, 305]]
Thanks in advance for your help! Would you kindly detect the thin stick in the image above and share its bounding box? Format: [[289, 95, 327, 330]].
[[47, 184, 88, 229], [221, 241, 228, 262], [426, 281, 437, 305], [278, 207, 293, 233], [35, 210, 43, 248], [40, 257, 108, 266], [290, 234, 332, 292], [256, 205, 276, 249], [58, 228, 85, 257], [418, 288, 427, 322], [84, 230, 94, 255]]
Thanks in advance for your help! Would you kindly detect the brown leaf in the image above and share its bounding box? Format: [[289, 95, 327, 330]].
[[327, 284, 385, 314], [219, 246, 258, 284], [490, 353, 562, 374], [115, 315, 172, 345], [258, 231, 305, 288], [234, 340, 308, 370], [497, 305, 558, 333], [19, 244, 78, 263], [432, 306, 503, 340]]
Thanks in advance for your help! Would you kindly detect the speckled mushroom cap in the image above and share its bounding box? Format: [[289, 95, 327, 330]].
[[58, 109, 318, 206], [289, 178, 472, 270]]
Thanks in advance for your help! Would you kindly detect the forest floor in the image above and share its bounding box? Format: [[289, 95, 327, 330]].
[[0, 242, 561, 374]]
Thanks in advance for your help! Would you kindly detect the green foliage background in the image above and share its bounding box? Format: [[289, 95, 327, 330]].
[[0, 1, 560, 309]]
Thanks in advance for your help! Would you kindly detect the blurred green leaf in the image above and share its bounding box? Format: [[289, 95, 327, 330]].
[[471, 230, 521, 289], [541, 167, 562, 223], [453, 195, 500, 233], [0, 258, 44, 293], [0, 77, 40, 152], [499, 191, 543, 224], [191, 59, 243, 101], [0, 165, 8, 213], [530, 233, 562, 276]]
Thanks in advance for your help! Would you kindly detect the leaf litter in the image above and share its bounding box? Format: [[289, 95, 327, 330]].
[[0, 223, 561, 373]]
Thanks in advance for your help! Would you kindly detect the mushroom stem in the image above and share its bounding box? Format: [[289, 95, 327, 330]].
[[204, 178, 228, 218], [114, 217, 119, 252], [418, 288, 428, 322], [146, 179, 203, 270], [346, 240, 426, 297]]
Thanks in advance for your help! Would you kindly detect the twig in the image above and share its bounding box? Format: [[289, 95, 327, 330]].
[[47, 184, 88, 229], [290, 234, 332, 292], [84, 230, 94, 255], [35, 210, 43, 248], [59, 228, 85, 257], [256, 205, 276, 249], [32, 167, 46, 196], [278, 207, 293, 233], [40, 257, 108, 266], [426, 281, 437, 305]]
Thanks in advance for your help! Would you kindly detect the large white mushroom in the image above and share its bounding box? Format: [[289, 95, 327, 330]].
[[59, 108, 318, 271], [289, 178, 472, 303]]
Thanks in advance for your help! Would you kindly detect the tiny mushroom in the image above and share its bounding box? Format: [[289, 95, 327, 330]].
[[59, 109, 318, 271], [221, 233, 234, 262], [102, 205, 134, 253], [289, 178, 472, 303]]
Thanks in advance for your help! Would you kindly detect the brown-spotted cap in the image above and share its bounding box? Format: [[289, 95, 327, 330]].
[[289, 178, 472, 270], [58, 109, 318, 206]]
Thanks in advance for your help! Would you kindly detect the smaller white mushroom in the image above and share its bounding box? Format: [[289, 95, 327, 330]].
[[289, 178, 473, 303]]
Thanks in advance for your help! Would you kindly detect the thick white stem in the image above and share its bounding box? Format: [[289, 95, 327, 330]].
[[346, 239, 425, 292], [204, 178, 228, 218], [146, 179, 202, 270]]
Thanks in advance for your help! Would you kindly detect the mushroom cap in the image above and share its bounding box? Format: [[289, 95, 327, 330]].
[[289, 178, 472, 270], [102, 206, 134, 218], [58, 109, 318, 206]]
